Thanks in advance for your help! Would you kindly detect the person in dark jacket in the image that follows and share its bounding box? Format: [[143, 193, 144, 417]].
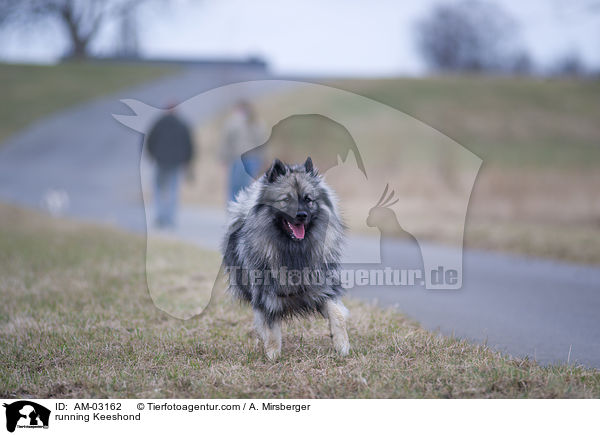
[[146, 106, 194, 228]]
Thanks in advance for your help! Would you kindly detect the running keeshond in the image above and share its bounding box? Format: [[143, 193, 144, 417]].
[[222, 157, 349, 360]]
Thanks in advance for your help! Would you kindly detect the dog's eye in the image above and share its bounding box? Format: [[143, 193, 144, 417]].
[[305, 195, 314, 204], [277, 198, 289, 206]]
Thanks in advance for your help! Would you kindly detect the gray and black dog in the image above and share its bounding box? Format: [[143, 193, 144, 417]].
[[222, 157, 349, 359]]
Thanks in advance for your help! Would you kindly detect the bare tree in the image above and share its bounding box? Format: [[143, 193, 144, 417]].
[[0, 0, 147, 59], [552, 51, 586, 77], [415, 0, 521, 73], [510, 51, 536, 76]]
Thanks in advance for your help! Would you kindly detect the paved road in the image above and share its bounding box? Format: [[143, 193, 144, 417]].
[[1, 67, 599, 368]]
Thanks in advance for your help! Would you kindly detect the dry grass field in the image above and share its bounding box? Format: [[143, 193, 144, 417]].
[[1, 203, 599, 398]]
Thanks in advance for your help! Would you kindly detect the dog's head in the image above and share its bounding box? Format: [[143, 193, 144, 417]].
[[259, 157, 332, 242]]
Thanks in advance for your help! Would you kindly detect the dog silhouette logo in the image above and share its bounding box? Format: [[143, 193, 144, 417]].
[[3, 401, 50, 432]]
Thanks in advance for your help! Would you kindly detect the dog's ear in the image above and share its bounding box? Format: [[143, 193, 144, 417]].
[[266, 158, 287, 183], [304, 156, 314, 174]]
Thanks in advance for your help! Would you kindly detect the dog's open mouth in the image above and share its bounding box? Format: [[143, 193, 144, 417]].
[[284, 219, 305, 241]]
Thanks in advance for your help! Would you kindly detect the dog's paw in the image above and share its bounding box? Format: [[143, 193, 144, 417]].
[[265, 346, 281, 361], [333, 336, 350, 356]]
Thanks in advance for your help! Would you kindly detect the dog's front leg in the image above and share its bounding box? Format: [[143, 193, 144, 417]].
[[325, 299, 350, 356], [254, 310, 282, 360], [264, 321, 282, 360]]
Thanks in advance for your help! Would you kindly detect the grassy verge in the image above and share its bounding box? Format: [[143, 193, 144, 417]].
[[0, 61, 177, 143], [325, 76, 600, 169], [0, 203, 599, 398]]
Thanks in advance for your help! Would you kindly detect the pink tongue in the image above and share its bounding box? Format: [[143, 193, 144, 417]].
[[290, 223, 305, 239]]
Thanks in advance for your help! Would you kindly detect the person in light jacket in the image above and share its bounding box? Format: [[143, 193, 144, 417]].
[[219, 101, 267, 201]]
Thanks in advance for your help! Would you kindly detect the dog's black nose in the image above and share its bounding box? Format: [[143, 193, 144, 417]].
[[296, 211, 308, 222]]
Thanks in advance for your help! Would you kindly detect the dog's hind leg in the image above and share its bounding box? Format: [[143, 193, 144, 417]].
[[325, 299, 350, 356], [254, 310, 282, 360]]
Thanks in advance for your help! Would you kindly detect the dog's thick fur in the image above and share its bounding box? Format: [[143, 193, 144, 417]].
[[222, 157, 349, 359]]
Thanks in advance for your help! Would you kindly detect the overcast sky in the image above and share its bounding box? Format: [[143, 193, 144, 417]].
[[1, 0, 598, 76]]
